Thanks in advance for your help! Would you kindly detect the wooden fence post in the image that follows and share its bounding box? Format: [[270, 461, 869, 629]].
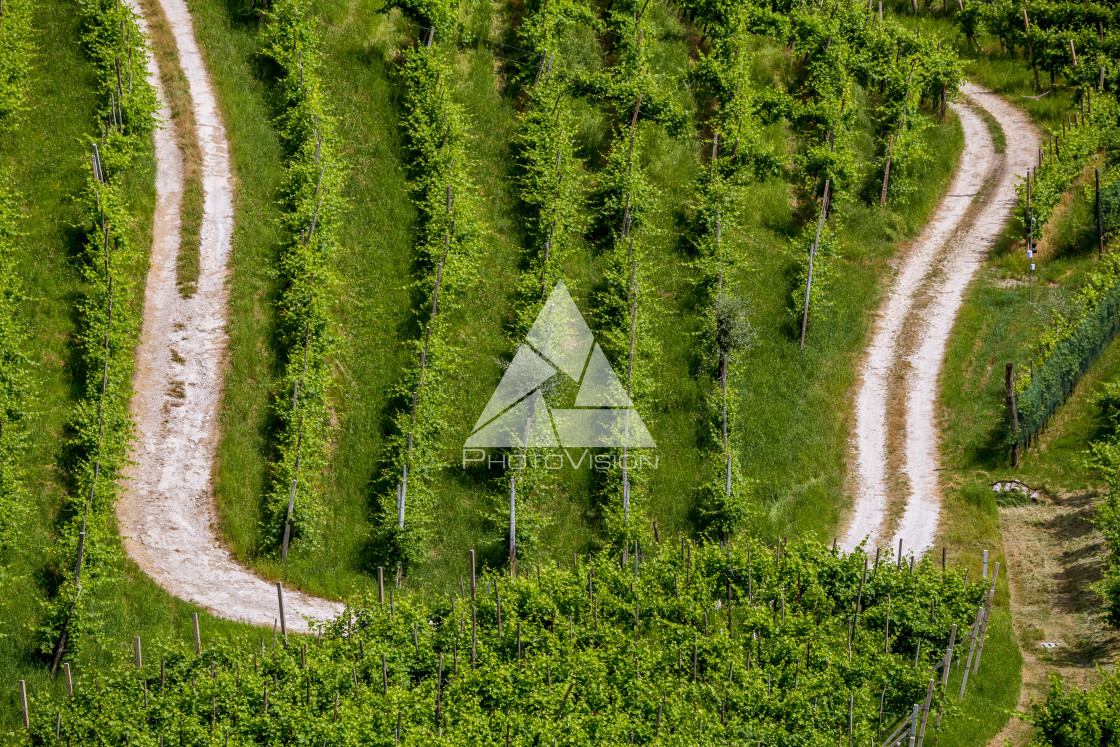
[[800, 179, 831, 350], [1097, 168, 1105, 260], [941, 624, 957, 688], [1006, 363, 1020, 466], [469, 550, 476, 601], [959, 605, 983, 697], [277, 583, 287, 646], [509, 477, 516, 575], [880, 135, 895, 206], [973, 582, 997, 671], [916, 678, 935, 746], [14, 680, 29, 733]]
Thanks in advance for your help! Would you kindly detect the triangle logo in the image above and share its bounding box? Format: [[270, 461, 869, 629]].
[[466, 280, 655, 449]]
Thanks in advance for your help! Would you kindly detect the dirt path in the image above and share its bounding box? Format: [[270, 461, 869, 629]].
[[117, 0, 342, 632], [991, 493, 1120, 745], [842, 83, 1038, 557]]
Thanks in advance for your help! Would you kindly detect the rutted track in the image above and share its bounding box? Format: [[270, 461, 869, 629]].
[[842, 82, 1038, 558], [117, 0, 342, 631]]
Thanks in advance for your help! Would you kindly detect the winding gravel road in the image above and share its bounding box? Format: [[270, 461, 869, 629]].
[[842, 82, 1038, 558], [118, 0, 342, 632]]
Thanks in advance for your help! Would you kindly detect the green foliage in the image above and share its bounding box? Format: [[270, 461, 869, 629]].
[[383, 0, 457, 39], [1082, 377, 1120, 628], [470, 0, 592, 566], [951, 0, 1120, 93], [36, 0, 157, 666], [1015, 104, 1103, 234], [26, 539, 987, 745], [1030, 669, 1120, 746], [374, 39, 481, 568], [789, 217, 838, 327], [0, 182, 31, 556], [1011, 253, 1120, 449], [682, 0, 960, 334], [0, 0, 35, 124], [1101, 177, 1120, 238], [258, 0, 347, 556]]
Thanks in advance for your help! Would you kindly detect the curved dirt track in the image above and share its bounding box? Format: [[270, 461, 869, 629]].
[[118, 0, 342, 632], [842, 82, 1038, 558]]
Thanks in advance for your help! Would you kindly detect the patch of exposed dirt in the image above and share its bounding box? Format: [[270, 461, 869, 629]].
[[990, 492, 1120, 745]]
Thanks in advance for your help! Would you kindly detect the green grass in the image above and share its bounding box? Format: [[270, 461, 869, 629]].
[[935, 483, 1023, 746], [185, 0, 285, 583], [739, 114, 965, 541]]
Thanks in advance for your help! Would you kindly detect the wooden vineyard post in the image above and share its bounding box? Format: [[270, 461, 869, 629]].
[[973, 577, 997, 671], [193, 613, 202, 655], [1006, 363, 1020, 466], [135, 636, 142, 670], [282, 324, 312, 563], [18, 680, 29, 729], [880, 135, 894, 206], [1098, 168, 1105, 259], [959, 604, 983, 697], [63, 663, 73, 697], [1023, 9, 1040, 89], [469, 550, 476, 601], [509, 477, 517, 575], [941, 624, 957, 688], [800, 178, 831, 350], [917, 678, 935, 746], [884, 594, 891, 654], [378, 566, 384, 604], [877, 680, 887, 740], [1069, 39, 1077, 68], [277, 583, 287, 646]]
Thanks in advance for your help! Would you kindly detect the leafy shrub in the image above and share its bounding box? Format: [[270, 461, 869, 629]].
[[1030, 670, 1120, 746], [0, 0, 34, 125], [29, 538, 989, 745], [258, 0, 346, 556]]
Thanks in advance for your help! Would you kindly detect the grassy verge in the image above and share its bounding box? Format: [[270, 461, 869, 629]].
[[183, 0, 285, 578]]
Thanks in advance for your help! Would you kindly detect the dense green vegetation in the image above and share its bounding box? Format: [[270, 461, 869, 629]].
[[1, 0, 1058, 741], [0, 0, 34, 123], [258, 0, 347, 559], [0, 0, 35, 568], [25, 539, 996, 745], [1030, 668, 1120, 746], [37, 0, 159, 669]]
